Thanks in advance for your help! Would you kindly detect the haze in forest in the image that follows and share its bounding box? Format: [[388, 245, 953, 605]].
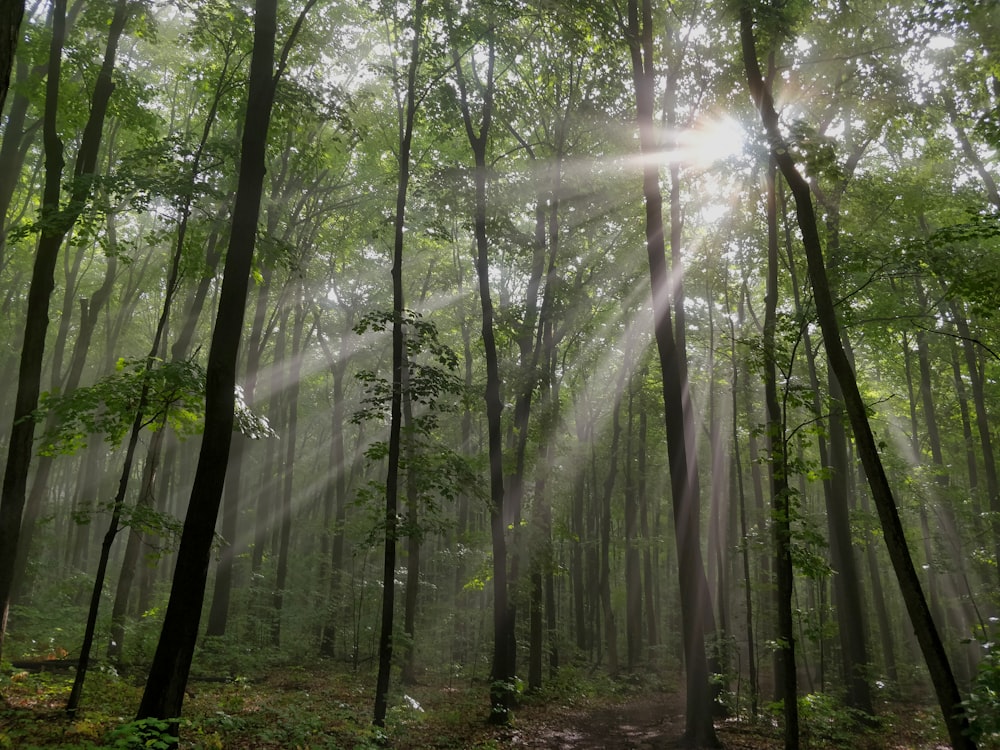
[[0, 0, 998, 748]]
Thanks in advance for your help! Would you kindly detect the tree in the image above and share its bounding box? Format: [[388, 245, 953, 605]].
[[136, 0, 316, 722], [739, 4, 976, 748], [625, 0, 720, 744], [0, 0, 130, 661], [373, 0, 425, 726], [0, 0, 24, 113]]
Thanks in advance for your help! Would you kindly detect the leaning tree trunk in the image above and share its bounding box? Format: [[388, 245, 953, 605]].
[[0, 0, 23, 114], [136, 0, 315, 722], [740, 8, 975, 748]]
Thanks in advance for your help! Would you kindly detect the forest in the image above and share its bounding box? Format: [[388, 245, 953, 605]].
[[0, 0, 999, 747]]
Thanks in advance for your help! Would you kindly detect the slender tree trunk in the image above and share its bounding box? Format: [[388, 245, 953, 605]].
[[782, 176, 874, 717], [726, 281, 757, 715], [448, 20, 512, 724], [598, 336, 629, 677], [763, 156, 798, 750], [272, 299, 304, 647], [401, 346, 421, 685], [625, 378, 642, 670], [318, 326, 350, 657], [107, 428, 165, 665], [627, 2, 719, 744], [374, 0, 423, 723], [951, 306, 1000, 586], [136, 0, 314, 721], [13, 256, 117, 599], [637, 402, 658, 655], [858, 481, 899, 686], [740, 9, 975, 746], [0, 0, 127, 659], [943, 95, 1000, 209], [0, 54, 40, 265]]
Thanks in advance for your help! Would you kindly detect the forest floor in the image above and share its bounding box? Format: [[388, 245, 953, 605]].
[[0, 660, 967, 749]]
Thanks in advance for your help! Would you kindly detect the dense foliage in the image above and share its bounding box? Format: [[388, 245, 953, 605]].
[[1, 0, 998, 746]]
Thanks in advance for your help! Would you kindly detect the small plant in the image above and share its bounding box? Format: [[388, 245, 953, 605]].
[[796, 692, 882, 747], [964, 628, 1000, 746], [104, 717, 179, 749]]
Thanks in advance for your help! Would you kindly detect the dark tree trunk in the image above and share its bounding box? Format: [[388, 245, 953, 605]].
[[627, 2, 719, 744], [782, 176, 875, 717], [108, 428, 165, 665], [448, 19, 512, 724], [13, 258, 117, 600], [401, 347, 421, 685], [374, 0, 423, 723], [0, 54, 40, 265], [0, 0, 126, 659], [0, 0, 23, 114], [740, 9, 975, 747], [136, 0, 313, 721], [762, 156, 798, 749]]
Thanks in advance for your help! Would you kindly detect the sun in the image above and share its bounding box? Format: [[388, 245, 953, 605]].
[[674, 114, 747, 168]]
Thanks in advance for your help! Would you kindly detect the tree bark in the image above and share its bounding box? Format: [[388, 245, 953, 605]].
[[762, 156, 798, 749], [0, 0, 126, 659], [448, 18, 513, 724], [739, 8, 975, 747], [627, 1, 719, 744], [136, 0, 311, 721], [0, 0, 24, 114], [375, 0, 424, 722]]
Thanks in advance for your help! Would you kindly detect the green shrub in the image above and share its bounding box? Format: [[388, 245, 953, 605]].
[[965, 635, 1000, 747], [103, 718, 179, 750]]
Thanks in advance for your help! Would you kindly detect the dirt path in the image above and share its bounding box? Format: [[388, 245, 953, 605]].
[[509, 692, 688, 749]]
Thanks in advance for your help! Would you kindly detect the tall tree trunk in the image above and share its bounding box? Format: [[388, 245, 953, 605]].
[[272, 298, 304, 647], [782, 175, 874, 717], [598, 334, 629, 677], [401, 346, 421, 685], [762, 156, 798, 749], [951, 306, 1000, 587], [625, 376, 642, 670], [107, 428, 165, 665], [374, 0, 423, 723], [637, 399, 658, 654], [726, 280, 757, 715], [448, 19, 512, 724], [740, 9, 975, 747], [0, 0, 127, 659], [0, 0, 24, 114], [136, 0, 314, 721], [627, 2, 719, 744], [318, 322, 350, 657], [13, 254, 117, 600]]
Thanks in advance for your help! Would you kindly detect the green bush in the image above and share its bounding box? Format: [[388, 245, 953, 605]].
[[103, 718, 179, 750], [965, 635, 1000, 747]]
